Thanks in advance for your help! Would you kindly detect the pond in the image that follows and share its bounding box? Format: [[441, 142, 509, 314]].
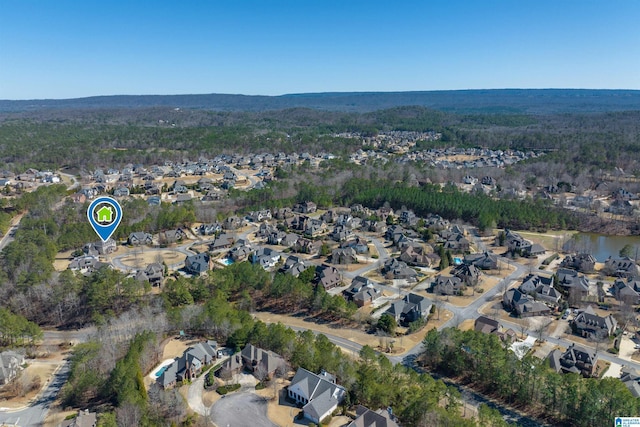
[[565, 233, 640, 262]]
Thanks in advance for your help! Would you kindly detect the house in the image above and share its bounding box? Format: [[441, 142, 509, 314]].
[[381, 258, 418, 281], [0, 351, 25, 385], [502, 230, 544, 257], [474, 315, 500, 335], [612, 278, 640, 305], [442, 233, 470, 253], [209, 233, 235, 251], [69, 255, 103, 274], [385, 293, 432, 326], [315, 264, 342, 291], [330, 225, 354, 242], [330, 247, 357, 265], [432, 275, 464, 296], [556, 268, 590, 300], [217, 343, 285, 379], [343, 277, 381, 307], [518, 274, 561, 305], [223, 216, 243, 230], [272, 207, 293, 220], [159, 341, 217, 388], [83, 238, 117, 256], [251, 247, 281, 270], [241, 344, 285, 377], [503, 288, 552, 317], [184, 253, 212, 275], [281, 255, 311, 277], [604, 257, 640, 278], [162, 228, 186, 244], [464, 251, 499, 270], [399, 245, 434, 267], [199, 222, 223, 236], [248, 210, 272, 222], [128, 232, 153, 246], [398, 209, 418, 226], [293, 238, 321, 255], [547, 344, 598, 377], [282, 233, 300, 247], [452, 263, 481, 286], [58, 409, 98, 427], [305, 219, 328, 238], [71, 192, 87, 204], [572, 305, 618, 338], [174, 193, 192, 204], [294, 201, 317, 214], [136, 263, 164, 286], [560, 253, 596, 274], [287, 368, 346, 425], [620, 367, 640, 398], [229, 244, 253, 262], [346, 406, 399, 427], [481, 176, 496, 186]]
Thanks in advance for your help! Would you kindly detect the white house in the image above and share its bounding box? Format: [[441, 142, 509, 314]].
[[288, 368, 345, 424]]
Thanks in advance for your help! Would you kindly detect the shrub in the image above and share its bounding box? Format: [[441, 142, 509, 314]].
[[216, 383, 241, 395]]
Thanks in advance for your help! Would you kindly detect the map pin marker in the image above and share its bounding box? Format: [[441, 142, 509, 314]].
[[87, 196, 123, 242]]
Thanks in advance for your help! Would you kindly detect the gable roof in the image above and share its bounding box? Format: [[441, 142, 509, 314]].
[[347, 406, 399, 427], [290, 368, 345, 421]]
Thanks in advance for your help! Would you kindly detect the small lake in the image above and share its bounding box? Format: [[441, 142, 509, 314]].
[[566, 233, 640, 262]]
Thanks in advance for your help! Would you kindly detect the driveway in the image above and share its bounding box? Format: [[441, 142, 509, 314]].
[[209, 391, 276, 427]]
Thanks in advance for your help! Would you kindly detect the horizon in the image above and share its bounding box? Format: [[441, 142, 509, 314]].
[[3, 87, 640, 103], [1, 1, 639, 100]]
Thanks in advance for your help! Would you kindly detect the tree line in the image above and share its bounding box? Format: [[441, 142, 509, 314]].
[[421, 327, 640, 427]]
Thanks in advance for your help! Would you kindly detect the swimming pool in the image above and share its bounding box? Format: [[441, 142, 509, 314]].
[[453, 257, 462, 265], [155, 365, 169, 378], [220, 258, 234, 266]]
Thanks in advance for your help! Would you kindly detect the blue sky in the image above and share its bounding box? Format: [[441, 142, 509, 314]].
[[1, 0, 638, 99]]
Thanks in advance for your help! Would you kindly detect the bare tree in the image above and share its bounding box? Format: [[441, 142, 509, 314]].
[[116, 402, 142, 427], [433, 293, 443, 321], [590, 329, 610, 353], [255, 363, 269, 385], [534, 319, 553, 343], [517, 316, 531, 339]]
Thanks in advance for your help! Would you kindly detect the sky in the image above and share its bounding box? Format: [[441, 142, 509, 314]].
[[1, 0, 639, 99]]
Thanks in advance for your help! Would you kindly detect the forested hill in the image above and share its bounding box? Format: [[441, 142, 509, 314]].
[[2, 89, 640, 114]]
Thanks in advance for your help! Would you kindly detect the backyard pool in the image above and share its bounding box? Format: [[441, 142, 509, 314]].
[[453, 257, 462, 265], [220, 258, 234, 266], [150, 358, 176, 379], [155, 365, 169, 378]]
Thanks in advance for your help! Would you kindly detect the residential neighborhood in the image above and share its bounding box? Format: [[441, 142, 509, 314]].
[[1, 127, 640, 427]]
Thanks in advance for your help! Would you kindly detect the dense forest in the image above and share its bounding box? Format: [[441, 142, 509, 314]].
[[421, 328, 640, 427], [2, 89, 640, 113]]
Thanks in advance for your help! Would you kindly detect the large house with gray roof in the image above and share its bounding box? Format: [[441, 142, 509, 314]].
[[385, 293, 432, 326], [288, 368, 346, 425], [571, 305, 618, 338], [158, 341, 217, 389], [184, 253, 212, 276], [547, 343, 598, 377]]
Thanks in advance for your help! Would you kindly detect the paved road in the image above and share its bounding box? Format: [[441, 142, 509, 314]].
[[0, 362, 70, 427]]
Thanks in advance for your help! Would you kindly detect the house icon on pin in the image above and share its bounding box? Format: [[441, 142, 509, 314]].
[[96, 205, 114, 223]]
